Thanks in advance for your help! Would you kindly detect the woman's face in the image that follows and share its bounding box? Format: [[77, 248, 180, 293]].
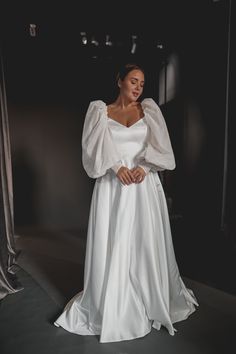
[[119, 69, 145, 102]]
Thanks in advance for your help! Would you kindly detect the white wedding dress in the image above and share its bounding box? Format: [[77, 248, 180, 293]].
[[54, 98, 199, 343]]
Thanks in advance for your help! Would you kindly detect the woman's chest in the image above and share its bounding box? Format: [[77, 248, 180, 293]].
[[108, 118, 149, 147]]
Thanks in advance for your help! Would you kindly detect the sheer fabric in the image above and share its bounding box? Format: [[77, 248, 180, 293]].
[[81, 98, 175, 178]]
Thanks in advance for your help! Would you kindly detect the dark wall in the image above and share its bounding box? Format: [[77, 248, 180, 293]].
[[2, 36, 163, 233], [1, 0, 235, 295], [162, 0, 236, 295], [1, 5, 166, 232]]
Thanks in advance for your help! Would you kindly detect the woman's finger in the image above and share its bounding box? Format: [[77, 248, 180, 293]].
[[122, 171, 133, 185], [127, 170, 135, 182]]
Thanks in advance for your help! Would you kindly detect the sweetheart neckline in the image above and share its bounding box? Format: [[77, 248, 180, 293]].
[[107, 117, 145, 128]]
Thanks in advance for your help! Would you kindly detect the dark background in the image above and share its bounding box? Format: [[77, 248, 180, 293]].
[[1, 0, 235, 295]]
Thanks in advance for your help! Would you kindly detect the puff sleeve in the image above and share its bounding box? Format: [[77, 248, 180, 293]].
[[137, 98, 176, 172], [82, 100, 122, 178]]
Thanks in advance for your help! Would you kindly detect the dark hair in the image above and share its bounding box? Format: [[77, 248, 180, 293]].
[[116, 63, 145, 82]]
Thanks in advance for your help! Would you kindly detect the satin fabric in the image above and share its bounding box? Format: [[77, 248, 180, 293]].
[[54, 99, 199, 342], [0, 55, 24, 299]]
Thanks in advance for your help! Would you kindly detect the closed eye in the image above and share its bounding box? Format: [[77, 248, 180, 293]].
[[131, 78, 145, 87]]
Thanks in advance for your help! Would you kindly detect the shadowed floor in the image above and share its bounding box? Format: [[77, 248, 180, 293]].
[[0, 229, 235, 354]]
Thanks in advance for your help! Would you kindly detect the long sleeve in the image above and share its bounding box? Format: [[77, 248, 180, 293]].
[[110, 161, 123, 174], [138, 163, 151, 174], [82, 100, 122, 178], [137, 98, 176, 172]]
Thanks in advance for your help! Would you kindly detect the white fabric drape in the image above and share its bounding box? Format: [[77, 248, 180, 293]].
[[54, 98, 199, 343]]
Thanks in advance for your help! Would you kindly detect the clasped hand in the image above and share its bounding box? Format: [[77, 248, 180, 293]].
[[116, 166, 146, 185]]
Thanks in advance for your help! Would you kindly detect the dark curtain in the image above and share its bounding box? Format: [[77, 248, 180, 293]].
[[0, 50, 23, 300]]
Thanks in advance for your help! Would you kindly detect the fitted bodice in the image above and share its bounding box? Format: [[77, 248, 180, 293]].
[[107, 117, 149, 168]]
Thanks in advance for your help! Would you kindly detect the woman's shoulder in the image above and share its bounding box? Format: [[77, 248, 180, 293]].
[[141, 98, 165, 123], [141, 98, 160, 110], [87, 100, 106, 110]]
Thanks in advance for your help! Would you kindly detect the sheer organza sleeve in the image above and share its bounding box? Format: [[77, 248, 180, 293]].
[[137, 98, 176, 172], [82, 100, 122, 178]]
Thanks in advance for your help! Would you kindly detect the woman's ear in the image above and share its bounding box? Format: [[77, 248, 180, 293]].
[[118, 79, 121, 88]]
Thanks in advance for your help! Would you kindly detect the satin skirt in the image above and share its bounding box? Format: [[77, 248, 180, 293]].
[[54, 169, 199, 343]]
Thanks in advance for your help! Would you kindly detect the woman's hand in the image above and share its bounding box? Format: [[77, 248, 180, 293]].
[[116, 166, 136, 185], [130, 166, 147, 183]]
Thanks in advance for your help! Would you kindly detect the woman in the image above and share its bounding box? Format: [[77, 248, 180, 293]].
[[54, 63, 199, 343]]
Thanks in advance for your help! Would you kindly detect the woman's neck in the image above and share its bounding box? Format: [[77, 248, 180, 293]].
[[113, 95, 138, 109]]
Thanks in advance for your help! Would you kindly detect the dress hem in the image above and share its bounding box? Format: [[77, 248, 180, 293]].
[[53, 301, 199, 342]]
